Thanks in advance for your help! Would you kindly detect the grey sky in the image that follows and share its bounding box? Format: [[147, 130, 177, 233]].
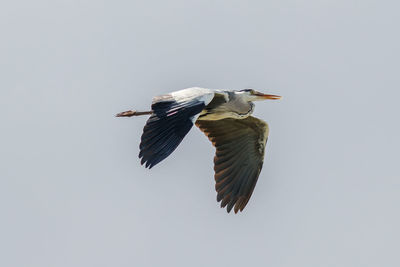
[[1, 1, 399, 266]]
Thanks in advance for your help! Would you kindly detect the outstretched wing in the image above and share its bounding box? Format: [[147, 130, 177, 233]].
[[139, 88, 216, 169], [196, 116, 269, 213]]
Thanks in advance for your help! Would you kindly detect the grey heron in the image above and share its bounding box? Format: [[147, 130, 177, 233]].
[[116, 87, 281, 213]]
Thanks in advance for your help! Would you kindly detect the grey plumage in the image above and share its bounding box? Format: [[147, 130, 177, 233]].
[[116, 87, 281, 213], [196, 116, 269, 213]]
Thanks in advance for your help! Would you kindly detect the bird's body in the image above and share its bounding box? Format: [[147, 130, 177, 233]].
[[198, 90, 255, 120], [117, 87, 281, 213]]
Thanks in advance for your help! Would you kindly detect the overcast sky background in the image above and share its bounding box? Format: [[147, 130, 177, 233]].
[[1, 1, 399, 266]]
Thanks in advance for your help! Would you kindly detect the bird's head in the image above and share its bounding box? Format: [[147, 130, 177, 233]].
[[238, 89, 282, 102]]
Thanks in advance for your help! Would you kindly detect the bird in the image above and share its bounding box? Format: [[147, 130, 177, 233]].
[[116, 87, 281, 213]]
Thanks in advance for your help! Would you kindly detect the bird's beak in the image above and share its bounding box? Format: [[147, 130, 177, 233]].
[[253, 92, 282, 100]]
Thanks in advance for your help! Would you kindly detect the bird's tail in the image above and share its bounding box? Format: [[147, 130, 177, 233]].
[[115, 110, 153, 117]]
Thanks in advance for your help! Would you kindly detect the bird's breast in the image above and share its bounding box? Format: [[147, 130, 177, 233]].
[[198, 102, 254, 121]]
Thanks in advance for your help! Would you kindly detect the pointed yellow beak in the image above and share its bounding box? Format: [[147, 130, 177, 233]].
[[254, 92, 282, 100]]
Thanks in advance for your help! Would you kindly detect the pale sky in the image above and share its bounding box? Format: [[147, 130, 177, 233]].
[[1, 1, 399, 266]]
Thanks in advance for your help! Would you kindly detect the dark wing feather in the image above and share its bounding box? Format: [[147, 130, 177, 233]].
[[196, 116, 269, 213], [139, 89, 214, 168]]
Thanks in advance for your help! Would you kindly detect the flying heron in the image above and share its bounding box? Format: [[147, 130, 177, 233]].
[[116, 87, 281, 213]]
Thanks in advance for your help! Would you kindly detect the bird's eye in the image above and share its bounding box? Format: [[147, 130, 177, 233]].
[[241, 89, 254, 93]]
